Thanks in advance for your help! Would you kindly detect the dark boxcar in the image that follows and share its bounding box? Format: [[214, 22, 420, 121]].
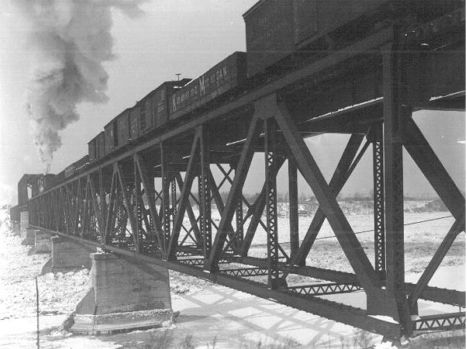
[[138, 93, 153, 134], [88, 136, 97, 162], [294, 0, 388, 46], [243, 0, 295, 78], [116, 109, 130, 148], [169, 52, 246, 120], [129, 105, 140, 141], [97, 131, 105, 159], [138, 79, 191, 134], [104, 119, 117, 155], [74, 155, 89, 173], [245, 0, 463, 77], [64, 164, 75, 178]]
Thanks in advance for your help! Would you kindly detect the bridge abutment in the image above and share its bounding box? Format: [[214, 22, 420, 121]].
[[68, 252, 173, 335]]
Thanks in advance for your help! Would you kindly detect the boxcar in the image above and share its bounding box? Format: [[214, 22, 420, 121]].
[[129, 105, 140, 141], [244, 0, 463, 77], [88, 136, 97, 162], [244, 0, 296, 78], [116, 109, 131, 148], [138, 79, 191, 134], [104, 119, 117, 155], [96, 131, 105, 160], [64, 156, 89, 178], [64, 164, 75, 178], [138, 92, 154, 135], [169, 52, 246, 120], [74, 155, 89, 173]]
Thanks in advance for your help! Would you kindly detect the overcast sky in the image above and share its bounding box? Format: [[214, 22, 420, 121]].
[[0, 0, 464, 206]]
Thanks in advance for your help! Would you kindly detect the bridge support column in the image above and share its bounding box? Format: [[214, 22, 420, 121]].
[[69, 252, 172, 335], [21, 227, 36, 245], [51, 236, 94, 270], [34, 230, 52, 253], [20, 210, 29, 237], [11, 221, 20, 235]]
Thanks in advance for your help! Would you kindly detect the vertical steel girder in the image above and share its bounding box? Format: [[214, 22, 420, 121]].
[[134, 160, 144, 250], [288, 158, 299, 260], [264, 117, 284, 289], [198, 125, 212, 263], [382, 43, 411, 334], [87, 174, 103, 238], [160, 143, 171, 251], [104, 169, 118, 244], [371, 125, 386, 279], [235, 167, 244, 251], [171, 177, 177, 223], [99, 168, 107, 229]]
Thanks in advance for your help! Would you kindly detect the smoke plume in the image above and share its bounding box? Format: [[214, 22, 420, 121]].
[[15, 0, 145, 172]]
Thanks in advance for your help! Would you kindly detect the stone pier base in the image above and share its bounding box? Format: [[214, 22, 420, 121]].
[[20, 211, 29, 237], [50, 236, 95, 271], [34, 231, 51, 253], [68, 252, 173, 335], [21, 228, 36, 245], [12, 222, 20, 235]]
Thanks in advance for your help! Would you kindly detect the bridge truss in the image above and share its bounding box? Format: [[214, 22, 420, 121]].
[[26, 11, 465, 340]]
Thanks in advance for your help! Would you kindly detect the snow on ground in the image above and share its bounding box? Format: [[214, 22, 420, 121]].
[[0, 203, 464, 348]]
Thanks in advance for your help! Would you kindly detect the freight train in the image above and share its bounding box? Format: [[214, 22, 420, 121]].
[[49, 0, 462, 183]]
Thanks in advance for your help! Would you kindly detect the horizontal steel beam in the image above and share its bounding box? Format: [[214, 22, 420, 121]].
[[287, 283, 362, 296], [413, 312, 466, 333]]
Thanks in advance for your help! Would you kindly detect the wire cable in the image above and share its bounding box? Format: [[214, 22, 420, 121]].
[[314, 215, 453, 241]]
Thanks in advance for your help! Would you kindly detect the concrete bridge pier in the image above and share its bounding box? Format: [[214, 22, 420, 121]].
[[11, 221, 20, 235], [34, 230, 52, 253], [40, 236, 95, 274], [68, 252, 173, 335], [19, 211, 28, 237], [21, 227, 37, 246]]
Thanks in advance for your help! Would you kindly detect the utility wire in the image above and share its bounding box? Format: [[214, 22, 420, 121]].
[[314, 215, 453, 241]]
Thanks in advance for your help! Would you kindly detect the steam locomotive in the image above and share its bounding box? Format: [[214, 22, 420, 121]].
[[55, 0, 461, 182]]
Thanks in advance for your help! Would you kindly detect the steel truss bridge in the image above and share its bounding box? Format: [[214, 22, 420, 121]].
[[25, 11, 465, 340]]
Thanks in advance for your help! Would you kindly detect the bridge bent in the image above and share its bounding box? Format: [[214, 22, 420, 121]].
[[12, 8, 466, 340]]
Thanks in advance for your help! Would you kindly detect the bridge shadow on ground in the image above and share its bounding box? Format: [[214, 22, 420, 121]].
[[168, 283, 378, 348]]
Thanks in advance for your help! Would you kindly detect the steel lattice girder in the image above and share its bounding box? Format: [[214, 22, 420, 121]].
[[287, 283, 362, 296], [221, 267, 269, 277], [413, 313, 466, 332]]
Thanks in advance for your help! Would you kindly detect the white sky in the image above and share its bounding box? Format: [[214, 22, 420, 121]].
[[0, 0, 464, 205]]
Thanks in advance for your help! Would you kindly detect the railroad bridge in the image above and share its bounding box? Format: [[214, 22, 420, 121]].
[[10, 5, 466, 341]]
